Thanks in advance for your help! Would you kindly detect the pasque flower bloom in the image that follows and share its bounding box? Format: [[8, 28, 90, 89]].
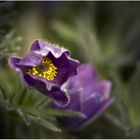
[[55, 64, 113, 129], [9, 39, 79, 106]]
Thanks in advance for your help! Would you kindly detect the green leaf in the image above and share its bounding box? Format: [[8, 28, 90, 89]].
[[27, 113, 61, 132], [16, 108, 30, 126], [0, 85, 7, 100], [35, 97, 51, 108], [21, 106, 86, 118], [17, 88, 28, 105], [42, 109, 86, 118], [9, 92, 17, 104]]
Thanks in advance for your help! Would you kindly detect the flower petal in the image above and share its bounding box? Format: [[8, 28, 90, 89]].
[[16, 51, 43, 67], [30, 39, 70, 58], [23, 74, 70, 106], [9, 56, 21, 69], [48, 52, 79, 85], [64, 64, 98, 92], [77, 64, 98, 88], [95, 80, 112, 99], [14, 40, 70, 68], [66, 97, 113, 129], [80, 97, 113, 129]]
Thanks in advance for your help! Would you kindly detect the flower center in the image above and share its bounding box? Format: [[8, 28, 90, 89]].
[[27, 57, 57, 80]]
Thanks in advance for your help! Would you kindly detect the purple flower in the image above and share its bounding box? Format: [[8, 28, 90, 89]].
[[55, 64, 113, 129], [9, 39, 79, 106]]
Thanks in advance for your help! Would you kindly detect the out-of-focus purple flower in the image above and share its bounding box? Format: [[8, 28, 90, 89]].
[[9, 39, 79, 106], [55, 64, 113, 129]]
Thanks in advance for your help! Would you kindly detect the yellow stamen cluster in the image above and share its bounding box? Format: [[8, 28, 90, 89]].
[[27, 57, 57, 81]]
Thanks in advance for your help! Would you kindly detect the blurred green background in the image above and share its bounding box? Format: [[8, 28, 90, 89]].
[[0, 1, 140, 138]]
